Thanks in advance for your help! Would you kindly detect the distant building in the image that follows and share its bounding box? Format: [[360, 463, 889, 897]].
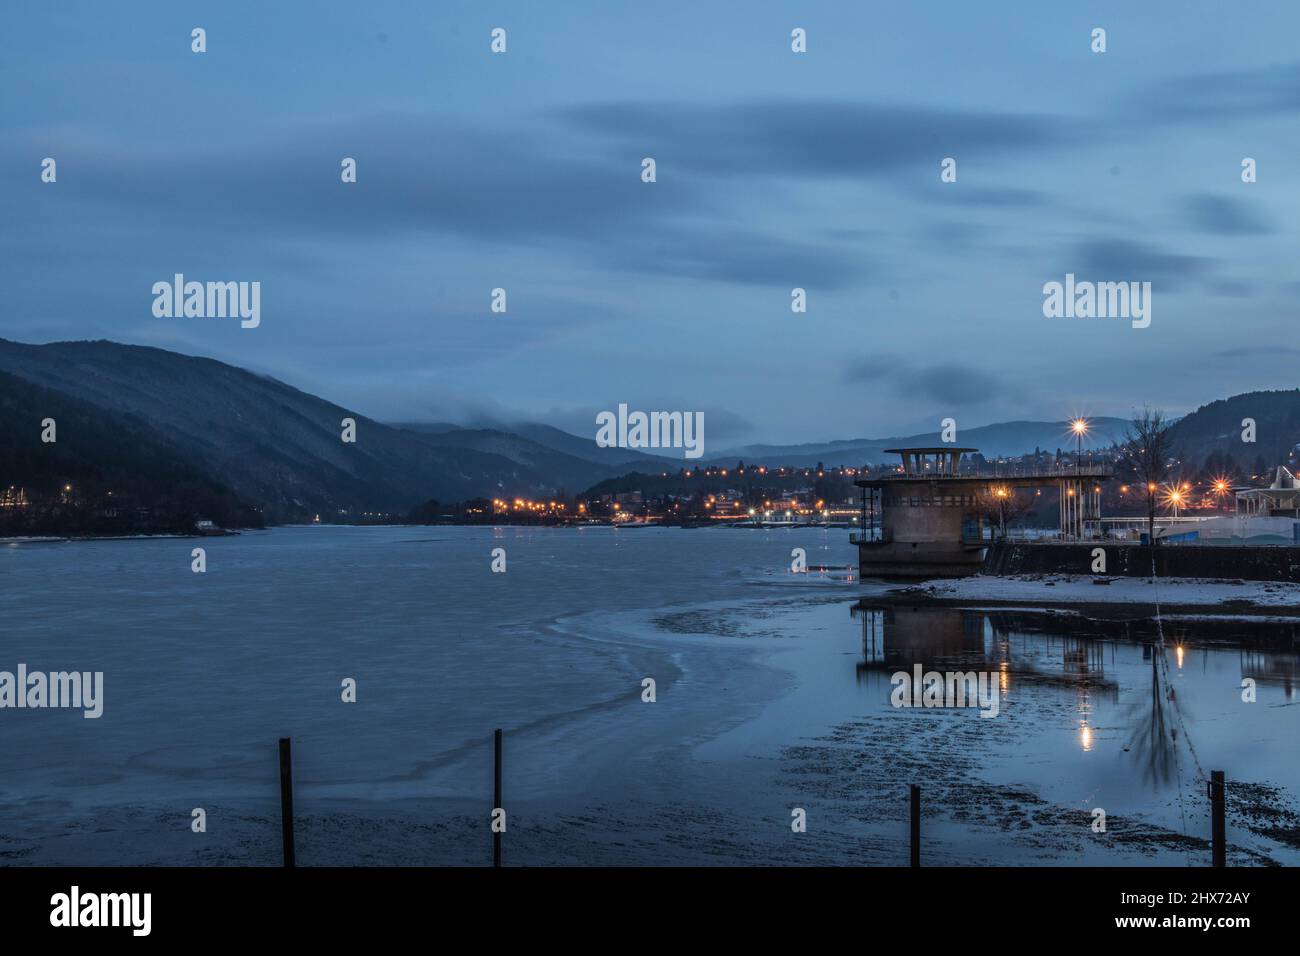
[[853, 447, 1112, 577], [1236, 467, 1300, 518], [0, 486, 29, 509]]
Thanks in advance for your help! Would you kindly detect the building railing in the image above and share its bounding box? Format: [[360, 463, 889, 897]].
[[859, 464, 1115, 483], [849, 532, 890, 545]]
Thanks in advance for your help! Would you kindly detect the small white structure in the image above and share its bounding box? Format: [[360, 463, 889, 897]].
[[1236, 467, 1300, 518]]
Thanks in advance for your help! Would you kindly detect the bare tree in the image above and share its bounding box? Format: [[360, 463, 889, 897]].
[[977, 486, 1033, 540], [1121, 407, 1173, 544]]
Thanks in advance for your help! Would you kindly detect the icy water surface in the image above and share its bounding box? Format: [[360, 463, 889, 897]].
[[0, 526, 1296, 865]]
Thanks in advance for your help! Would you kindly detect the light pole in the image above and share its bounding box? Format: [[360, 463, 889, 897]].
[[1071, 418, 1089, 474]]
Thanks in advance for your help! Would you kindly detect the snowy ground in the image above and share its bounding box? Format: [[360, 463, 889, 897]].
[[895, 574, 1300, 609]]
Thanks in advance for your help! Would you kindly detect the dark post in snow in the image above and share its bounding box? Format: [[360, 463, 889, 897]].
[[910, 784, 921, 868], [493, 728, 503, 868], [279, 737, 296, 868], [1209, 770, 1226, 868]]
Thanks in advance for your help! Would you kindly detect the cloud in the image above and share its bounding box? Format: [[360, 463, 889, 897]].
[[1071, 239, 1212, 290], [843, 356, 1013, 406], [1178, 194, 1274, 236], [537, 403, 755, 448], [603, 226, 865, 288], [913, 185, 1047, 208], [3, 114, 873, 290], [1215, 345, 1300, 361], [562, 99, 1065, 179], [1136, 62, 1300, 122]]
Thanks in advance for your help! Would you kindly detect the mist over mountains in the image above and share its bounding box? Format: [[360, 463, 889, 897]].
[[0, 339, 648, 523], [1, 338, 1296, 525]]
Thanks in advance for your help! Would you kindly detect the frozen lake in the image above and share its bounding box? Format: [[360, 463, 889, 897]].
[[1, 525, 1296, 865]]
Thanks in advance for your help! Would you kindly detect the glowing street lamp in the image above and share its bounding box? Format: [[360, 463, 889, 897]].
[[992, 485, 1010, 539], [1070, 418, 1089, 473]]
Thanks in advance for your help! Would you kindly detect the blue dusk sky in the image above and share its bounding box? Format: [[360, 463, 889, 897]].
[[1, 0, 1298, 444]]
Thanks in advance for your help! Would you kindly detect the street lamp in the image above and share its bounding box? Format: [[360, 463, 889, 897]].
[[1071, 418, 1089, 474], [1163, 484, 1186, 518]]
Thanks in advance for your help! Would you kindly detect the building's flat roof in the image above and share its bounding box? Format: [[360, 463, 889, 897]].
[[855, 468, 1114, 488], [1237, 487, 1300, 498]]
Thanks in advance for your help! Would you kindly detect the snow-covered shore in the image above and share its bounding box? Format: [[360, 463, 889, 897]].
[[893, 573, 1300, 609]]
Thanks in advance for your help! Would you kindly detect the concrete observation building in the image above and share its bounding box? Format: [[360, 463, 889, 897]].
[[852, 447, 1113, 578]]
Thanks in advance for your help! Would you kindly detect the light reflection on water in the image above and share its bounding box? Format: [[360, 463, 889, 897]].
[[1, 525, 1296, 865], [844, 601, 1300, 855]]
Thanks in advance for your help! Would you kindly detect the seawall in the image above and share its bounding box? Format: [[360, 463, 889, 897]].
[[982, 541, 1300, 583]]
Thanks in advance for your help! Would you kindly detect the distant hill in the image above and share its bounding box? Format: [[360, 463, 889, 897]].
[[0, 339, 637, 521], [709, 418, 1130, 469], [0, 370, 259, 534], [4, 338, 1295, 522], [506, 421, 675, 467], [396, 420, 676, 467], [394, 423, 653, 493], [1168, 390, 1300, 476]]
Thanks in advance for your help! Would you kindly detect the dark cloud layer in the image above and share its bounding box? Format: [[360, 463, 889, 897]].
[[1179, 194, 1274, 236], [844, 356, 1011, 407], [1137, 62, 1300, 122], [563, 99, 1065, 179], [1072, 239, 1212, 290], [6, 114, 873, 291]]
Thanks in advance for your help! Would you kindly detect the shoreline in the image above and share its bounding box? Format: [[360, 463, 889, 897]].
[[0, 531, 240, 544], [874, 573, 1300, 619]]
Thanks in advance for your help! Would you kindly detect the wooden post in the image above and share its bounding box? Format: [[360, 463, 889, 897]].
[[278, 737, 295, 868], [493, 728, 503, 868], [910, 784, 920, 867], [1209, 770, 1226, 868]]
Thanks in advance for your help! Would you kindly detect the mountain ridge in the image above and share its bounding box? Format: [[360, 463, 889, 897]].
[[2, 339, 1296, 517]]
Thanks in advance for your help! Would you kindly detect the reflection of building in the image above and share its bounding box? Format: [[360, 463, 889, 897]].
[[853, 601, 1124, 706], [1241, 648, 1298, 700], [852, 603, 987, 679]]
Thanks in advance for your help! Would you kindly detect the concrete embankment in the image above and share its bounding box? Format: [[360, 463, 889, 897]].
[[983, 541, 1300, 583], [879, 574, 1300, 619]]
